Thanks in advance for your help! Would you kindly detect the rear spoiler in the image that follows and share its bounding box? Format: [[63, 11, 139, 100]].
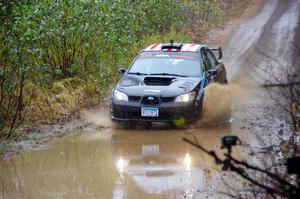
[[209, 46, 223, 60]]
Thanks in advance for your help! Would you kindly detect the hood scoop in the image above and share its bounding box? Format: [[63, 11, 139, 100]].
[[144, 77, 175, 86]]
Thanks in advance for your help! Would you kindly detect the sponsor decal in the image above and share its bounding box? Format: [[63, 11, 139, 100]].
[[171, 55, 194, 59], [155, 54, 170, 58], [139, 52, 198, 60], [140, 53, 152, 58]]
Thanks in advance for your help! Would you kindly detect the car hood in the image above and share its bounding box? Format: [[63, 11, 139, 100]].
[[116, 75, 201, 97]]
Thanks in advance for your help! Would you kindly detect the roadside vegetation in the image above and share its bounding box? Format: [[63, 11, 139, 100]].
[[0, 0, 250, 138]]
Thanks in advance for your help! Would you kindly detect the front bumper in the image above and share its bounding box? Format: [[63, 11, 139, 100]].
[[110, 100, 202, 123]]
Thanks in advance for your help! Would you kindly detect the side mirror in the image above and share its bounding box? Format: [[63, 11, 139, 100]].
[[210, 46, 223, 60], [118, 68, 126, 74], [206, 69, 217, 77]]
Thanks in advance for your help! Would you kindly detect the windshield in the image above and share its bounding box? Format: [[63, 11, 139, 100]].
[[129, 52, 202, 77]]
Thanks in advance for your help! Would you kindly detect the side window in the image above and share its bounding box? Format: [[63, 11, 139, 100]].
[[206, 50, 217, 69], [202, 50, 212, 71]]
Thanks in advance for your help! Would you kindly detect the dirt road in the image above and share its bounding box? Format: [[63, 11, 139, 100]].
[[1, 0, 299, 198]]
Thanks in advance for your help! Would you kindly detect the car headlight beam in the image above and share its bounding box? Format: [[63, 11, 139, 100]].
[[175, 92, 196, 103], [114, 89, 128, 101]]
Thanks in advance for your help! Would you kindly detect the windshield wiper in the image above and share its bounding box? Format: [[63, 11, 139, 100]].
[[128, 72, 148, 75], [149, 73, 188, 77]]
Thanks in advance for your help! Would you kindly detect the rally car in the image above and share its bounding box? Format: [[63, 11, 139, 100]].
[[109, 40, 227, 124]]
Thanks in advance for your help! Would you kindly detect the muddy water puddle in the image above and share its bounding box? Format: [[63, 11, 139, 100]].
[[0, 124, 252, 199]]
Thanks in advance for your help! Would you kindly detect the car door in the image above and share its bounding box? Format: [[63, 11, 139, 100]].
[[201, 49, 216, 83], [203, 49, 226, 83]]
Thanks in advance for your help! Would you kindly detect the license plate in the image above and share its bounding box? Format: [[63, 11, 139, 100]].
[[141, 107, 159, 117], [142, 144, 160, 155]]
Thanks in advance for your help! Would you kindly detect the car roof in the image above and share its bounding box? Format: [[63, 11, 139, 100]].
[[144, 43, 205, 52]]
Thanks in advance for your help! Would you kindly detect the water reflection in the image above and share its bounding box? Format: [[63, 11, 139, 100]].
[[183, 153, 192, 172], [117, 158, 129, 176], [110, 126, 239, 198], [0, 123, 250, 199]]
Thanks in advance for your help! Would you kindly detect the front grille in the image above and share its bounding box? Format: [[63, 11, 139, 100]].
[[129, 96, 174, 104], [128, 96, 141, 102], [141, 96, 160, 105]]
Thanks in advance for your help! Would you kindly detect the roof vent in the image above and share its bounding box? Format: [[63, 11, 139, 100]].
[[161, 39, 183, 51], [170, 39, 174, 45]]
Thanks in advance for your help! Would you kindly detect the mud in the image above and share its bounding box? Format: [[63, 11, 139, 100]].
[[81, 110, 112, 128], [199, 83, 249, 126], [1, 0, 300, 198]]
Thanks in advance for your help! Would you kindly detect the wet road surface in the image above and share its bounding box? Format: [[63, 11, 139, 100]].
[[1, 0, 300, 198]]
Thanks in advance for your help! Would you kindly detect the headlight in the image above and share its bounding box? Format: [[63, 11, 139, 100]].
[[175, 92, 196, 103], [114, 89, 128, 101]]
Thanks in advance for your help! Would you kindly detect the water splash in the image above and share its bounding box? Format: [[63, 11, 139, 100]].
[[81, 110, 112, 128], [196, 83, 249, 126]]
